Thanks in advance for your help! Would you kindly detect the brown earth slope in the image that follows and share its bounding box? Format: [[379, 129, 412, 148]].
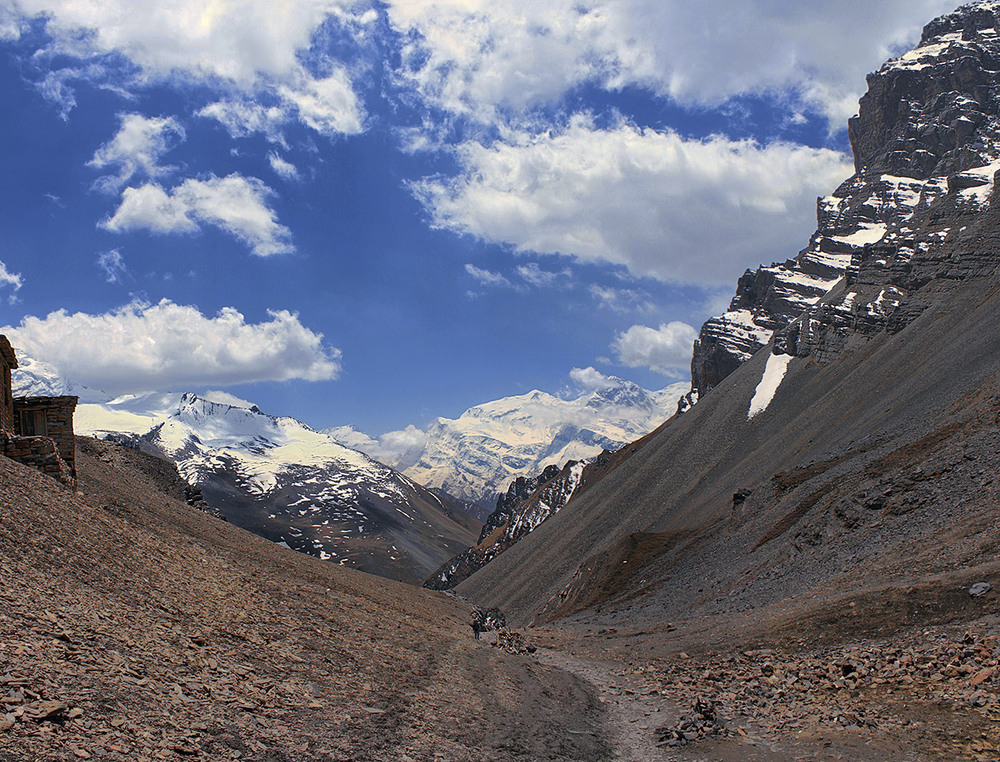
[[0, 438, 608, 761]]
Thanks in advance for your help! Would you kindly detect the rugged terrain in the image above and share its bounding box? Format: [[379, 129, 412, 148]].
[[0, 437, 607, 761], [70, 392, 481, 585], [426, 437, 652, 590]]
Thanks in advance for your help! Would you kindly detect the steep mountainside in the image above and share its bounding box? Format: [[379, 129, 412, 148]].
[[70, 391, 480, 585], [337, 379, 687, 508], [0, 437, 607, 761], [684, 0, 1000, 405], [427, 435, 655, 590], [459, 1, 1000, 640]]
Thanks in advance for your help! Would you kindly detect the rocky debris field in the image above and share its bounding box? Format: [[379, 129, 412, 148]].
[[0, 439, 609, 761], [532, 616, 1000, 761]]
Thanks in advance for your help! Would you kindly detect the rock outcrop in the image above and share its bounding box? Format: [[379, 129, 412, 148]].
[[425, 461, 584, 589], [688, 0, 1000, 401]]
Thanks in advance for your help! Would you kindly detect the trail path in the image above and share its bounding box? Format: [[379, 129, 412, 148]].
[[535, 648, 678, 762]]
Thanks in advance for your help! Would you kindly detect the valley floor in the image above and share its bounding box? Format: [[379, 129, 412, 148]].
[[529, 609, 1000, 761], [4, 437, 999, 761], [0, 441, 607, 761]]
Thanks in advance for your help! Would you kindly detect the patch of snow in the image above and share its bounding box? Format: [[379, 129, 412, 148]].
[[748, 353, 794, 420]]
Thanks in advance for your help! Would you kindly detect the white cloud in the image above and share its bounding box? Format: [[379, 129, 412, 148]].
[[415, 118, 853, 286], [569, 366, 617, 392], [464, 263, 512, 289], [96, 249, 127, 283], [278, 68, 364, 136], [4, 299, 341, 395], [328, 423, 427, 468], [589, 284, 652, 313], [268, 152, 300, 180], [0, 259, 23, 303], [388, 0, 957, 126], [89, 113, 185, 191], [198, 99, 289, 144], [102, 174, 293, 256], [613, 321, 698, 376], [517, 262, 569, 288], [10, 1, 369, 135], [11, 0, 355, 85], [102, 183, 199, 234]]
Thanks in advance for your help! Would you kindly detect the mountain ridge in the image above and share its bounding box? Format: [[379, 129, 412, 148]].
[[335, 378, 689, 508], [458, 0, 1000, 633]]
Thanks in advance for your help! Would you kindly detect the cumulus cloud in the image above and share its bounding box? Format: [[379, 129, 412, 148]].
[[613, 321, 698, 376], [569, 366, 617, 392], [328, 423, 428, 469], [278, 68, 364, 136], [11, 0, 354, 85], [388, 0, 956, 126], [9, 1, 368, 135], [102, 174, 293, 256], [415, 118, 852, 286], [4, 299, 341, 395], [89, 113, 185, 191], [96, 249, 127, 283]]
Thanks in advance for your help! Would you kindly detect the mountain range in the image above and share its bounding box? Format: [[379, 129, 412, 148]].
[[30, 383, 481, 585], [332, 378, 688, 508], [20, 359, 679, 584]]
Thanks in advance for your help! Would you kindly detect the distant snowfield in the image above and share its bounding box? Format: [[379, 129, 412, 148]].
[[352, 379, 691, 505], [748, 353, 794, 420]]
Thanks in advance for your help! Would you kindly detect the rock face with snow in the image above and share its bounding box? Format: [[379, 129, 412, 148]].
[[688, 0, 1000, 402], [369, 379, 687, 508], [73, 392, 480, 585], [425, 459, 588, 590], [456, 1, 1000, 628]]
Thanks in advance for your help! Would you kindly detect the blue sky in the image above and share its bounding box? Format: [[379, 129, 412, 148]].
[[0, 0, 959, 436]]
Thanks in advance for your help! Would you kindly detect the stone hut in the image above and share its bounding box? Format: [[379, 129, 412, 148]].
[[13, 396, 78, 482], [0, 336, 78, 488]]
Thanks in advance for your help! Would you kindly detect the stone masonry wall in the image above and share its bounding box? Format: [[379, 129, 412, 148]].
[[1, 432, 74, 488], [14, 397, 77, 481]]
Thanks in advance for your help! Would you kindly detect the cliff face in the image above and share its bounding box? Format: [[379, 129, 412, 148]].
[[689, 0, 1000, 401], [456, 2, 1000, 632]]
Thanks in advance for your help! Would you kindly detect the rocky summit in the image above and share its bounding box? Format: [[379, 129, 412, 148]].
[[687, 0, 1000, 404]]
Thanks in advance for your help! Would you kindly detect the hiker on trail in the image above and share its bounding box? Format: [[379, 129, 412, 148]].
[[472, 620, 482, 640]]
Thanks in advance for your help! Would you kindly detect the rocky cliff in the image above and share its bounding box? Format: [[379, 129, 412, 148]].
[[688, 0, 1000, 402], [425, 433, 655, 589], [458, 1, 1000, 636]]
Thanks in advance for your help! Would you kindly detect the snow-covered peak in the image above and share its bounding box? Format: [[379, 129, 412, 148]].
[[349, 379, 690, 506]]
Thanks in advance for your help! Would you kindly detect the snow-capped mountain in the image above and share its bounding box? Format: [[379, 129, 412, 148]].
[[19, 367, 481, 584], [334, 378, 689, 507]]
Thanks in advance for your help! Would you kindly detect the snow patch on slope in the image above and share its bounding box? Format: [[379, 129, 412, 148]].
[[748, 353, 793, 420]]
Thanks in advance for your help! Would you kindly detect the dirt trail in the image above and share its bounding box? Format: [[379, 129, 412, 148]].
[[535, 648, 678, 761]]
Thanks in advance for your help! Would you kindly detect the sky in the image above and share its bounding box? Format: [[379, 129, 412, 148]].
[[0, 0, 961, 438]]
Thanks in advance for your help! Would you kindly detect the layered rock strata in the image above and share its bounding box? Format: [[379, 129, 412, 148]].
[[688, 0, 1000, 402]]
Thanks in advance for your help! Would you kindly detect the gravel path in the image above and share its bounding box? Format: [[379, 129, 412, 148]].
[[536, 648, 677, 761]]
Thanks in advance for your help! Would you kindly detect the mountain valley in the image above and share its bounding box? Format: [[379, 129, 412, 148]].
[[7, 2, 1000, 761]]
